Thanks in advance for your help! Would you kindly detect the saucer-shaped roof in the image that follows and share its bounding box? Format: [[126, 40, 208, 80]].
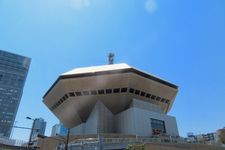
[[43, 63, 178, 128]]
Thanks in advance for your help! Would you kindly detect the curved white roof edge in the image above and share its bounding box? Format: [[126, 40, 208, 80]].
[[62, 63, 176, 89], [62, 63, 131, 75]]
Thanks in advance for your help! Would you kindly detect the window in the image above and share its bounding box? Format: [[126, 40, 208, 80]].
[[165, 99, 170, 104], [69, 92, 75, 97], [121, 88, 127, 93], [106, 89, 112, 94], [113, 88, 120, 93], [90, 90, 97, 95], [156, 96, 161, 101], [140, 91, 146, 96], [129, 88, 134, 93], [62, 97, 66, 101], [160, 98, 166, 103], [75, 92, 82, 96], [83, 91, 90, 96], [98, 90, 104, 94], [146, 93, 151, 98], [135, 90, 140, 95], [151, 95, 156, 100], [151, 118, 166, 135]]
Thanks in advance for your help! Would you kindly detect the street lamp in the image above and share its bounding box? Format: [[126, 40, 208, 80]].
[[65, 128, 70, 150], [26, 117, 36, 149], [56, 128, 70, 150]]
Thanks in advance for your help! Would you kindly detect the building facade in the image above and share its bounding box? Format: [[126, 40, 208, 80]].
[[30, 118, 47, 141], [0, 50, 31, 138], [70, 99, 179, 137], [43, 63, 179, 137], [51, 123, 68, 136]]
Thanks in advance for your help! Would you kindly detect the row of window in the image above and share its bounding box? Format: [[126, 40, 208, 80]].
[[50, 88, 170, 111]]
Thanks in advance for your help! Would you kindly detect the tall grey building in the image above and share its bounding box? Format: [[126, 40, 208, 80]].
[[30, 118, 46, 141], [0, 50, 31, 138]]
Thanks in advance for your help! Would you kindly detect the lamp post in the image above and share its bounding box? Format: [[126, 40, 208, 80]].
[[65, 128, 70, 150], [51, 128, 70, 150], [26, 117, 36, 150]]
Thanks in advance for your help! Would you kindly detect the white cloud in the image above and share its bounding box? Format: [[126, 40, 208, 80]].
[[145, 0, 158, 14], [70, 0, 90, 10]]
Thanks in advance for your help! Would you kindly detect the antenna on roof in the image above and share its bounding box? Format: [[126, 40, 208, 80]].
[[108, 52, 114, 65]]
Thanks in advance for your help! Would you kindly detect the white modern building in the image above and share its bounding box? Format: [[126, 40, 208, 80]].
[[43, 63, 179, 137], [51, 123, 68, 136]]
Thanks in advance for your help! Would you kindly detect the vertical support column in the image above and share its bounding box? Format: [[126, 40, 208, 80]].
[[28, 119, 36, 149], [65, 128, 70, 150], [97, 101, 103, 150]]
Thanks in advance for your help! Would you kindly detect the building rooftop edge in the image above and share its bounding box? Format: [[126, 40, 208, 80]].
[[43, 64, 178, 99], [0, 49, 31, 60]]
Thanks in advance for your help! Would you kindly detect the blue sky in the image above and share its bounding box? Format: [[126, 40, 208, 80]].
[[0, 0, 225, 141]]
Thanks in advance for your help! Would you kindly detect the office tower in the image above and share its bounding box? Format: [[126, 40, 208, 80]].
[[30, 118, 47, 141], [0, 50, 31, 138]]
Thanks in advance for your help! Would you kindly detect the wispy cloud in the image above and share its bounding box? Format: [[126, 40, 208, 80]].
[[145, 0, 158, 14], [70, 0, 90, 10]]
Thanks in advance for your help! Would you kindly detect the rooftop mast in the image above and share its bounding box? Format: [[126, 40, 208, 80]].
[[108, 53, 115, 65]]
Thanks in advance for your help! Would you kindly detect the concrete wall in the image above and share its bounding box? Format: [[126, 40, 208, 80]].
[[71, 100, 179, 137], [71, 101, 115, 135], [70, 123, 85, 135], [130, 99, 163, 114], [115, 107, 179, 137]]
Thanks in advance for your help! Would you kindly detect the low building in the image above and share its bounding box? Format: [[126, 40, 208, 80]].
[[186, 128, 225, 146], [217, 128, 225, 145]]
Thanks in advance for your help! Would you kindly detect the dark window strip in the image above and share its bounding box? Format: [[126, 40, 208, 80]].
[[113, 88, 120, 93], [106, 89, 112, 94], [141, 91, 146, 96], [75, 92, 82, 96], [90, 90, 97, 95], [69, 92, 75, 97], [83, 91, 90, 96], [51, 88, 171, 111], [121, 88, 127, 93], [129, 88, 134, 93], [98, 90, 104, 94], [135, 90, 140, 95], [156, 96, 161, 101]]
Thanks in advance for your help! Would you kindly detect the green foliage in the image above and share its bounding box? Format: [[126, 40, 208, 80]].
[[126, 144, 144, 150]]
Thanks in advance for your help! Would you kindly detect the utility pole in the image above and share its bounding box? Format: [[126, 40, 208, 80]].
[[65, 128, 70, 150], [26, 117, 36, 150]]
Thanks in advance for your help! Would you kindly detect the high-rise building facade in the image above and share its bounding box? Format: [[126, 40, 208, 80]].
[[30, 118, 47, 141], [51, 123, 68, 136], [0, 50, 31, 138]]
